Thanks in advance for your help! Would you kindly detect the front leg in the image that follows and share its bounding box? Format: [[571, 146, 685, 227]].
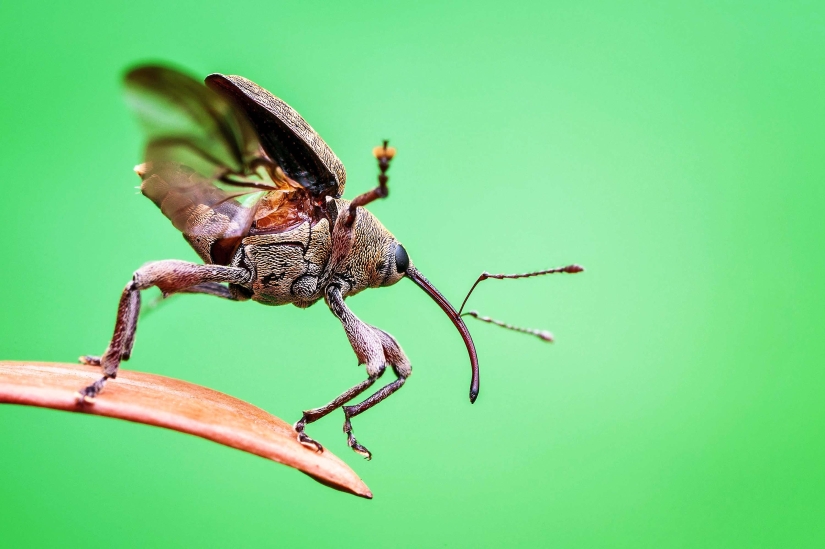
[[325, 285, 411, 459], [293, 372, 381, 453], [78, 260, 250, 402], [293, 283, 411, 455]]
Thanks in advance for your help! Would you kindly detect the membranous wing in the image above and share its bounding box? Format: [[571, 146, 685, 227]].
[[125, 65, 263, 177], [125, 65, 344, 265], [126, 65, 279, 264]]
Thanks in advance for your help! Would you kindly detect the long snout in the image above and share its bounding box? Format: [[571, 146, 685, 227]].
[[406, 266, 480, 403]]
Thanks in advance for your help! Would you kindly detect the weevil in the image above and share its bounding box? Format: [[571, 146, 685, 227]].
[[77, 65, 583, 458]]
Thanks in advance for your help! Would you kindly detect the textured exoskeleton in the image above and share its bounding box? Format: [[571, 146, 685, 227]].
[[78, 65, 479, 459]]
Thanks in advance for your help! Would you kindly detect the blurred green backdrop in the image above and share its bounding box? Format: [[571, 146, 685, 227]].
[[1, 1, 823, 547]]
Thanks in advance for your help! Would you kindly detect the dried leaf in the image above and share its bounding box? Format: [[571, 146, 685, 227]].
[[0, 361, 371, 499]]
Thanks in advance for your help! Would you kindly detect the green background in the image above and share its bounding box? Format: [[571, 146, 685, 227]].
[[1, 1, 823, 547]]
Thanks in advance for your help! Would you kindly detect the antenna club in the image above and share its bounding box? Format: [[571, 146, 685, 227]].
[[565, 265, 585, 273]]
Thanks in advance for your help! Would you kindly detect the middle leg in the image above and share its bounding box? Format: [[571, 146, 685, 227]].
[[343, 141, 396, 226]]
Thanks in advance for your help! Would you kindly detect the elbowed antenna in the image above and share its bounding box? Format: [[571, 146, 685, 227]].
[[406, 266, 480, 403], [456, 264, 584, 344], [461, 310, 555, 342], [458, 264, 584, 315]]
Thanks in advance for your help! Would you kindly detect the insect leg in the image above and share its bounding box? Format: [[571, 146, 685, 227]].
[[81, 283, 244, 366], [177, 282, 237, 299], [137, 282, 249, 322], [293, 372, 382, 453], [77, 260, 250, 403], [343, 371, 407, 460], [120, 287, 142, 360], [324, 285, 411, 459], [344, 141, 396, 226], [128, 282, 247, 355], [80, 286, 141, 367]]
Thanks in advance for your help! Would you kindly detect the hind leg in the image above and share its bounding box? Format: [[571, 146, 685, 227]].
[[79, 282, 243, 366], [77, 260, 250, 403]]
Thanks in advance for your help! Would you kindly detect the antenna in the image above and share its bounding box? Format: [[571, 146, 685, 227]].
[[461, 311, 554, 342], [458, 264, 584, 341], [458, 264, 584, 315]]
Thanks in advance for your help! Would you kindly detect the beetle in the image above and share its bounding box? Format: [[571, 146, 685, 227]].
[[77, 65, 582, 459]]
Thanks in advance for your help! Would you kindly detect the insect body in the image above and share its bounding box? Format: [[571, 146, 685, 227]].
[[78, 65, 581, 459]]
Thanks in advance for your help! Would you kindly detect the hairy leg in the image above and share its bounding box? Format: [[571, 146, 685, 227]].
[[293, 369, 383, 452], [138, 281, 249, 322], [343, 372, 407, 459], [309, 285, 411, 458], [77, 260, 250, 402], [80, 282, 242, 366], [177, 282, 237, 300]]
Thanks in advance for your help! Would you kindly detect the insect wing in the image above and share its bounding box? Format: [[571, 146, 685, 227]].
[[138, 160, 266, 264], [125, 65, 261, 174], [206, 73, 347, 199], [125, 66, 275, 263]]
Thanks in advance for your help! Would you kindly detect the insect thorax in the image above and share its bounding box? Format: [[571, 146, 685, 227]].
[[184, 197, 401, 308], [229, 216, 333, 308]]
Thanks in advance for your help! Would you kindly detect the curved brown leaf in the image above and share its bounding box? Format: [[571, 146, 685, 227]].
[[0, 361, 371, 499]]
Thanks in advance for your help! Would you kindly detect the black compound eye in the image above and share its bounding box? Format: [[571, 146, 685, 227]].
[[394, 243, 409, 273]]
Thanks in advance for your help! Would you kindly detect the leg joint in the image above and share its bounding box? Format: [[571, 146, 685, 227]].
[[367, 362, 387, 380], [392, 362, 411, 378]]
